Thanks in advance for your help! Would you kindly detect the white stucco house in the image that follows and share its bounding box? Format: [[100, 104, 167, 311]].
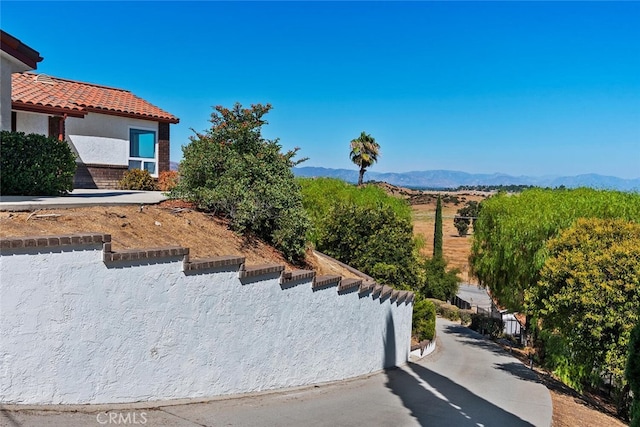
[[1, 31, 180, 189]]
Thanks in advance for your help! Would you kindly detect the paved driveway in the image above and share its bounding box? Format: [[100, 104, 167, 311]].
[[0, 189, 167, 211], [0, 318, 552, 427]]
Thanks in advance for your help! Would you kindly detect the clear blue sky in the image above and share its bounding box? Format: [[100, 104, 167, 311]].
[[2, 1, 639, 179]]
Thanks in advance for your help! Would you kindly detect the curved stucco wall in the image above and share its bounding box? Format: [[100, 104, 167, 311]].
[[66, 113, 158, 166], [0, 237, 413, 405]]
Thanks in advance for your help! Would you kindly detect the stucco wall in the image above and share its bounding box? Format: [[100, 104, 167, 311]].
[[0, 235, 414, 405], [0, 52, 33, 131], [14, 110, 48, 135], [66, 113, 159, 167]]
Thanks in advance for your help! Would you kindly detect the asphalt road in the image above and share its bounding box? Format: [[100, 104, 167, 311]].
[[0, 318, 552, 427]]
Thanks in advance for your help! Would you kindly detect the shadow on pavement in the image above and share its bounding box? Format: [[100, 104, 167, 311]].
[[494, 361, 542, 384], [385, 363, 535, 426], [443, 324, 508, 356]]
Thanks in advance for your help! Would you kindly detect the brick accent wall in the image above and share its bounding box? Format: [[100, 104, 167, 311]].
[[73, 163, 128, 189], [158, 122, 170, 173]]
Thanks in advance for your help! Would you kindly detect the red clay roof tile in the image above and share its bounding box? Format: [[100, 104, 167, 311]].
[[11, 72, 179, 123]]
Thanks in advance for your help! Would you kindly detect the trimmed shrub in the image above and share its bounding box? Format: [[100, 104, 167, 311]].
[[118, 169, 158, 191], [413, 297, 436, 341], [158, 170, 179, 191], [0, 131, 76, 195]]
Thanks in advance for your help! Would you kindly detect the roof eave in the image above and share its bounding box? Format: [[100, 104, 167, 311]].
[[84, 107, 179, 124], [0, 31, 43, 70], [12, 102, 86, 118]]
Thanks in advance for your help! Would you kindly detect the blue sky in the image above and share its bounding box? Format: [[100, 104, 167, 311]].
[[2, 1, 639, 179]]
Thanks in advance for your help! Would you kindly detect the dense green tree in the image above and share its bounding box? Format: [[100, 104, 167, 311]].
[[349, 131, 380, 186], [298, 177, 410, 244], [433, 195, 443, 259], [413, 297, 436, 341], [471, 188, 640, 313], [526, 218, 640, 392], [454, 200, 480, 236], [317, 201, 420, 290], [172, 103, 309, 262], [627, 318, 640, 426], [421, 256, 460, 301]]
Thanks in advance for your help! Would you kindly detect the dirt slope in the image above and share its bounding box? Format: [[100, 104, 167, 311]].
[[0, 201, 357, 278]]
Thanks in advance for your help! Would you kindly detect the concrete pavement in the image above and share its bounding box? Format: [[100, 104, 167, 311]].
[[0, 318, 552, 427], [0, 189, 167, 211]]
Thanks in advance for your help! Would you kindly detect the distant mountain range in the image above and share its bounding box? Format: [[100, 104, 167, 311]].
[[293, 167, 640, 192]]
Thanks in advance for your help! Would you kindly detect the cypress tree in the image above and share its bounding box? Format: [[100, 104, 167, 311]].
[[433, 195, 443, 259]]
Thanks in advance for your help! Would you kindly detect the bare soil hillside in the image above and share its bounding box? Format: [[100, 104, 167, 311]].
[[0, 201, 357, 278]]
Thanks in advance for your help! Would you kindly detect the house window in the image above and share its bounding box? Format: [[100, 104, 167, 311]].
[[129, 129, 156, 175]]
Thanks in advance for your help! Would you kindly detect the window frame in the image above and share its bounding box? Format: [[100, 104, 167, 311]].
[[128, 126, 158, 177]]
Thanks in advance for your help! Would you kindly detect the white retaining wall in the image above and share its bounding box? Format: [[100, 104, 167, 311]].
[[0, 235, 413, 405]]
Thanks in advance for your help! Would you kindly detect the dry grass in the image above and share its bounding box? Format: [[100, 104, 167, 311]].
[[410, 192, 487, 283]]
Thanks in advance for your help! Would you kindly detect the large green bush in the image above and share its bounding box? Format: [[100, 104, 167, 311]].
[[527, 218, 640, 398], [299, 177, 411, 244], [413, 297, 436, 341], [171, 103, 309, 263], [422, 251, 460, 301], [314, 198, 420, 290], [1, 131, 76, 195]]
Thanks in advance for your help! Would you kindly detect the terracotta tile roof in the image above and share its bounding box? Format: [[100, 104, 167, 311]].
[[11, 72, 179, 123]]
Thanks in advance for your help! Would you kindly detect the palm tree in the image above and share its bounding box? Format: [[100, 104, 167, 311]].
[[349, 131, 380, 186]]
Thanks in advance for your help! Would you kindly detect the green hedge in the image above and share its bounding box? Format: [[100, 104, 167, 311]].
[[1, 131, 76, 195], [413, 297, 436, 341]]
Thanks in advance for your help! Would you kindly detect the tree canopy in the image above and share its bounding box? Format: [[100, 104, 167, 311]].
[[454, 200, 480, 236], [470, 188, 640, 312], [349, 131, 380, 186], [526, 218, 640, 390], [299, 178, 419, 290]]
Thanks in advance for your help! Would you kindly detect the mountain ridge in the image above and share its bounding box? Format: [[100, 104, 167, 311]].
[[293, 167, 640, 191]]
